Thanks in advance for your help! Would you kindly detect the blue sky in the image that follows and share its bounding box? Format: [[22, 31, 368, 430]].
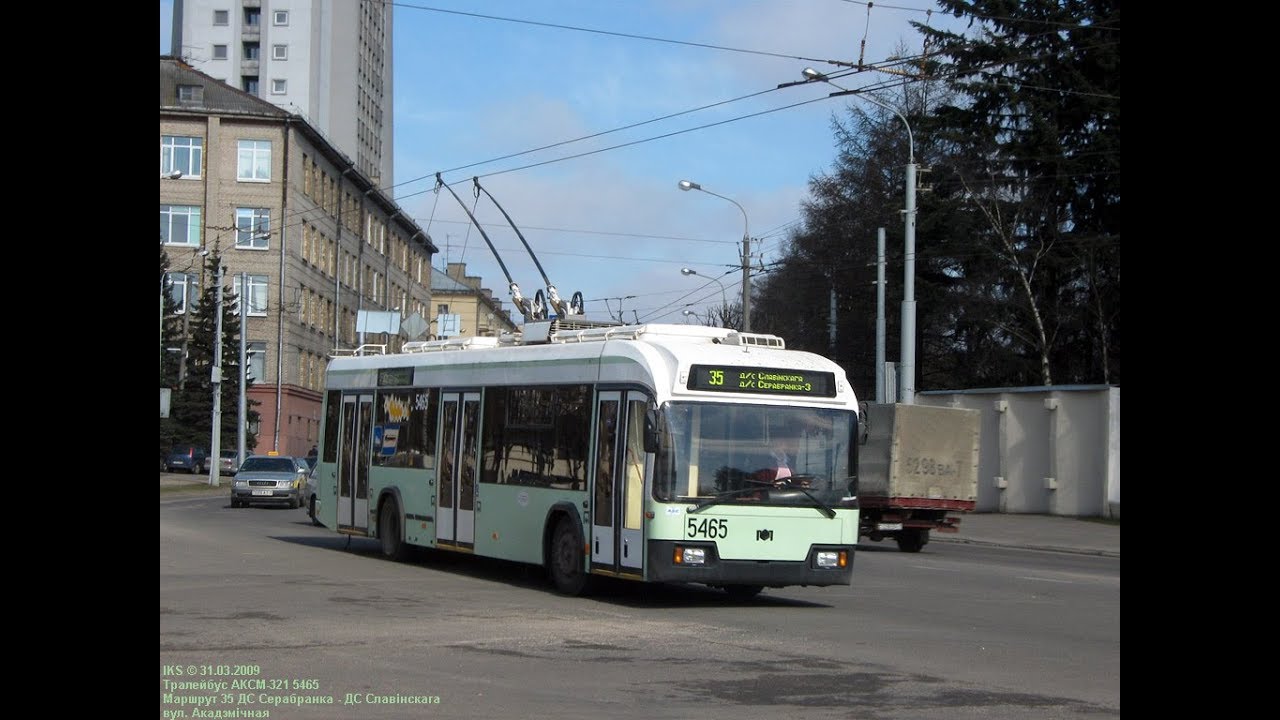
[[161, 0, 959, 325]]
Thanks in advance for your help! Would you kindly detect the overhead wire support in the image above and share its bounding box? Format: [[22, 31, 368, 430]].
[[472, 178, 584, 317]]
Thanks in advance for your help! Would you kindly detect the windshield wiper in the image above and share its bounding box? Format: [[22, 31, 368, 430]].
[[685, 483, 837, 518], [686, 486, 767, 514], [791, 487, 837, 519]]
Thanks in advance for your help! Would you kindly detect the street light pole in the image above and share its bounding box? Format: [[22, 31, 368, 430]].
[[208, 260, 225, 487], [679, 267, 728, 326], [800, 69, 917, 403], [678, 180, 752, 332]]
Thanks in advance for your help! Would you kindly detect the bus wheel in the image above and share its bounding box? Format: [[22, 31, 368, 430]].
[[549, 516, 588, 596], [896, 529, 928, 553], [379, 500, 410, 561], [723, 584, 764, 599]]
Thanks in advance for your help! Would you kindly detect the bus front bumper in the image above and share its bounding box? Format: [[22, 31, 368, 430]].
[[645, 540, 854, 587]]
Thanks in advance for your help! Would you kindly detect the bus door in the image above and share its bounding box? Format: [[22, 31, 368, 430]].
[[338, 393, 373, 532], [437, 391, 479, 548], [591, 391, 649, 573]]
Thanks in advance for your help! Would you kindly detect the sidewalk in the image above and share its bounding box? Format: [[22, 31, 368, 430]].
[[933, 512, 1120, 558], [159, 476, 1118, 557]]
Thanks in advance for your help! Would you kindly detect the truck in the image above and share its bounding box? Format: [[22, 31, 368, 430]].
[[856, 403, 980, 552]]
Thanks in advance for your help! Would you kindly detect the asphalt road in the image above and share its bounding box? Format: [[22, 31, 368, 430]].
[[160, 492, 1120, 720]]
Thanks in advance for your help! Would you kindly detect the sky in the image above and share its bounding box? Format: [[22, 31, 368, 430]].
[[160, 0, 962, 326]]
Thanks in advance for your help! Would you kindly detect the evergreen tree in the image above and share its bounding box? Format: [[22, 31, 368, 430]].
[[163, 250, 261, 458], [915, 0, 1121, 385]]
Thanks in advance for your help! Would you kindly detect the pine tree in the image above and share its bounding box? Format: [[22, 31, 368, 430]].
[[916, 0, 1121, 385]]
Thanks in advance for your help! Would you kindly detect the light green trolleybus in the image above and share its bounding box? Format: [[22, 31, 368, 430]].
[[312, 321, 861, 597]]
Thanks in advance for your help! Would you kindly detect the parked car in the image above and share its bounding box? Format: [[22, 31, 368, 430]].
[[219, 449, 242, 476], [166, 445, 208, 475], [303, 464, 321, 526], [229, 454, 310, 509]]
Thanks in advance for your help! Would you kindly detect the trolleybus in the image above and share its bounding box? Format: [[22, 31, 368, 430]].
[[311, 321, 861, 597]]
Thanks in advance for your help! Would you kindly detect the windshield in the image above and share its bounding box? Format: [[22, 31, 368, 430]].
[[240, 457, 297, 473], [652, 401, 857, 507]]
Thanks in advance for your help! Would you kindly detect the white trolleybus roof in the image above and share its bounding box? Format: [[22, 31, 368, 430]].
[[326, 320, 857, 408]]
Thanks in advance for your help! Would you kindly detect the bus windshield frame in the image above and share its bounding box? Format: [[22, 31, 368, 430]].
[[651, 400, 857, 508]]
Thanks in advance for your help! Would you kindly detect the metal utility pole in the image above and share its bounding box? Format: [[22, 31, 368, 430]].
[[208, 261, 225, 487], [238, 271, 248, 468], [876, 228, 886, 403]]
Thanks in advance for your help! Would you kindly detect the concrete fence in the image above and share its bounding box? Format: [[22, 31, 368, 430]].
[[916, 385, 1120, 519]]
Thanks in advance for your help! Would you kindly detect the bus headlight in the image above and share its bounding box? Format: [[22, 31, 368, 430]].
[[815, 550, 847, 568], [674, 546, 706, 565]]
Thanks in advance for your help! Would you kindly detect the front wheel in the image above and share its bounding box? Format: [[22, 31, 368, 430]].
[[379, 500, 410, 561], [549, 516, 588, 596], [309, 497, 322, 526]]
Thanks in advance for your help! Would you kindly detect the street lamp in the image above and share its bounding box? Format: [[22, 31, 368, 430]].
[[681, 309, 699, 324], [799, 68, 917, 404], [679, 267, 728, 325], [677, 179, 753, 331]]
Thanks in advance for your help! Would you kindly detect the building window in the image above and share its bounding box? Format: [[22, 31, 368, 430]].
[[272, 44, 287, 60], [165, 272, 198, 314], [243, 42, 259, 60], [160, 136, 202, 179], [177, 85, 204, 103], [273, 10, 288, 25], [212, 44, 227, 60], [236, 139, 271, 182], [213, 9, 228, 25], [244, 8, 260, 26], [160, 205, 201, 246], [242, 76, 259, 95], [271, 79, 286, 94], [235, 208, 271, 248], [247, 341, 267, 382], [233, 275, 269, 316]]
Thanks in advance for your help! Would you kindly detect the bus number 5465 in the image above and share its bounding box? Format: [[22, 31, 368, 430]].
[[687, 517, 728, 538]]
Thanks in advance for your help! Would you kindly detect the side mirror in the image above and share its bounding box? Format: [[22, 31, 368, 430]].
[[643, 408, 659, 454]]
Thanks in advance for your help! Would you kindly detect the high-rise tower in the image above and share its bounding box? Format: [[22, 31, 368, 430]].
[[172, 0, 393, 186]]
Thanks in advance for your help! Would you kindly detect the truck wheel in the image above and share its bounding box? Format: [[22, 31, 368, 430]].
[[549, 516, 588, 596], [896, 529, 928, 553]]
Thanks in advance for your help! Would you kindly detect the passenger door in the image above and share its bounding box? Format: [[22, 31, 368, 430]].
[[590, 391, 649, 574], [437, 391, 479, 548], [337, 393, 373, 532]]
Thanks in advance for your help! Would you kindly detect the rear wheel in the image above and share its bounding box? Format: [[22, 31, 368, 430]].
[[190, 463, 201, 475], [896, 529, 928, 553], [379, 500, 410, 561], [549, 516, 588, 596]]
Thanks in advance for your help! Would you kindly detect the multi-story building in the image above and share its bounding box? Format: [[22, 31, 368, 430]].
[[170, 0, 393, 186], [160, 56, 436, 456], [430, 263, 519, 338]]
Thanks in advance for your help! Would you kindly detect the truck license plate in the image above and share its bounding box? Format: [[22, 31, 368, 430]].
[[878, 522, 903, 531], [252, 490, 274, 496]]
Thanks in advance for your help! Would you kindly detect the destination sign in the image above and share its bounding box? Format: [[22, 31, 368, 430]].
[[377, 367, 414, 387], [687, 365, 836, 397]]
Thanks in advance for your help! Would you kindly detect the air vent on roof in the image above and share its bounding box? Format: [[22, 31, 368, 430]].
[[722, 331, 785, 349]]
